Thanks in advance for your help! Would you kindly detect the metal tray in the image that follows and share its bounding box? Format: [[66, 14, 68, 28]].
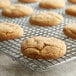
[[0, 0, 76, 71]]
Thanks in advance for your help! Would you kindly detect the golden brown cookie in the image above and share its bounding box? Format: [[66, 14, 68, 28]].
[[68, 0, 76, 4], [63, 23, 76, 39], [19, 0, 39, 3], [29, 12, 63, 26], [65, 5, 76, 16], [2, 4, 33, 18], [0, 0, 10, 8], [21, 36, 66, 59], [0, 22, 23, 41], [39, 0, 65, 9]]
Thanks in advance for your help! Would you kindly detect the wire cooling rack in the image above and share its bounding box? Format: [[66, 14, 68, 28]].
[[0, 0, 76, 71]]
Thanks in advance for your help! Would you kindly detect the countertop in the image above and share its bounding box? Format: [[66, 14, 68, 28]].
[[0, 52, 76, 76]]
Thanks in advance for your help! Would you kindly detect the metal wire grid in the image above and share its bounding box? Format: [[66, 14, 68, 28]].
[[0, 0, 76, 71]]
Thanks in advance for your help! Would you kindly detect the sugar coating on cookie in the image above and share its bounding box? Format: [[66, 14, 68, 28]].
[[65, 5, 76, 16], [19, 0, 39, 3], [63, 23, 76, 39], [0, 22, 23, 41], [29, 12, 63, 26], [39, 0, 65, 9], [68, 0, 76, 4], [21, 36, 66, 59], [0, 0, 10, 8], [2, 4, 33, 18]]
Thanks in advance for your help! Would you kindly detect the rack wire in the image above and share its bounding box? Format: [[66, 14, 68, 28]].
[[0, 0, 76, 71]]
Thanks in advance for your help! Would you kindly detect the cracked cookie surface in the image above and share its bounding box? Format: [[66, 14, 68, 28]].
[[19, 0, 39, 3], [63, 23, 76, 39], [21, 36, 66, 59], [29, 12, 63, 26], [2, 4, 33, 18], [0, 0, 10, 8], [39, 0, 65, 9], [0, 22, 23, 41]]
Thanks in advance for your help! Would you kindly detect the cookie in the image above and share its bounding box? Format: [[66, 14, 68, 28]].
[[68, 0, 76, 4], [0, 22, 23, 41], [29, 12, 63, 26], [39, 0, 65, 9], [21, 36, 66, 59], [19, 0, 39, 3], [65, 5, 76, 16], [2, 4, 33, 18], [63, 23, 76, 39], [0, 0, 10, 8]]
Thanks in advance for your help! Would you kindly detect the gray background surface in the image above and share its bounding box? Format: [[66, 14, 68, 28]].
[[0, 52, 76, 76]]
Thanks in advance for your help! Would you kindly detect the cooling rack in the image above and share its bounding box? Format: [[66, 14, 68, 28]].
[[0, 0, 76, 71]]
